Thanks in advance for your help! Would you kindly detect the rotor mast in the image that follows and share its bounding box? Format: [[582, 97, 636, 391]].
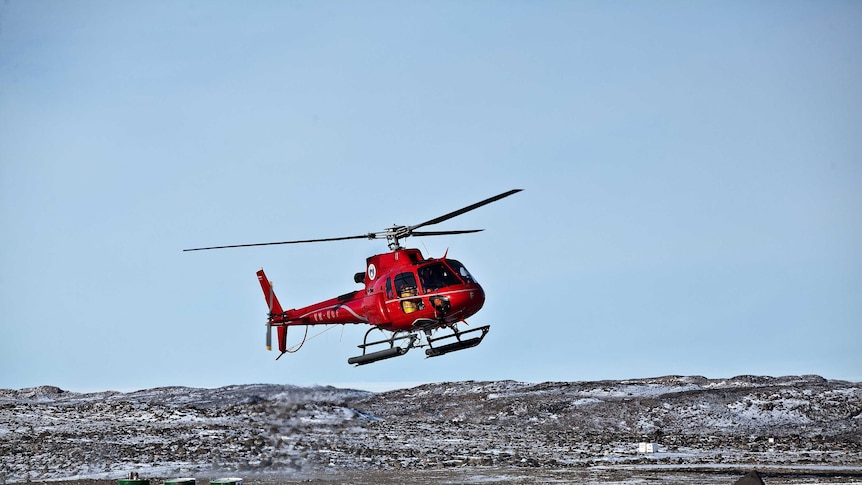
[[385, 226, 408, 251]]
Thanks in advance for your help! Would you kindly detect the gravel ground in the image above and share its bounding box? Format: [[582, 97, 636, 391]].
[[16, 467, 862, 485], [2, 376, 860, 484]]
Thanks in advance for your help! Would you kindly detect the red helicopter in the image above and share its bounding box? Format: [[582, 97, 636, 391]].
[[184, 189, 521, 365]]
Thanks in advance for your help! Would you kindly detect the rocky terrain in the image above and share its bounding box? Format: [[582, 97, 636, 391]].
[[1, 375, 861, 484]]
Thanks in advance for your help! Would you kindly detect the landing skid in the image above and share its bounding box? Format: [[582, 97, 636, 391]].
[[348, 329, 419, 366], [425, 325, 490, 358], [347, 325, 491, 366]]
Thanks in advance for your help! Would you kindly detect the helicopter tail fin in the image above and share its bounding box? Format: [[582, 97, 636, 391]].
[[256, 269, 284, 315], [257, 269, 286, 353]]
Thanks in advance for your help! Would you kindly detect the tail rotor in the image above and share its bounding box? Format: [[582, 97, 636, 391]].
[[266, 279, 275, 350]]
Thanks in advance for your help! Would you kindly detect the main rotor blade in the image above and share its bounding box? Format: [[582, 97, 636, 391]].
[[410, 229, 484, 237], [410, 189, 522, 232], [183, 233, 377, 251]]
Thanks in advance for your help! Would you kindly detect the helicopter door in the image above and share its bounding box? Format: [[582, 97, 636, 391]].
[[393, 272, 423, 314]]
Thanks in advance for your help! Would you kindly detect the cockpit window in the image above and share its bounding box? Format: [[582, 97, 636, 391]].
[[394, 272, 418, 297], [418, 262, 463, 292], [394, 272, 421, 313], [445, 259, 477, 284]]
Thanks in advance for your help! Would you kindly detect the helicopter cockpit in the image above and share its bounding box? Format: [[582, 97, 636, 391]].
[[418, 259, 477, 293]]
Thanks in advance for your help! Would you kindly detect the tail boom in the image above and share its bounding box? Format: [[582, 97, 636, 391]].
[[256, 268, 368, 356]]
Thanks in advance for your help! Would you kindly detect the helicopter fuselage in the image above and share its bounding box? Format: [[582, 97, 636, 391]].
[[259, 249, 486, 341]]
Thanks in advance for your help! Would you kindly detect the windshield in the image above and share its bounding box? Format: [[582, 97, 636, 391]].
[[418, 262, 463, 292], [445, 259, 477, 284]]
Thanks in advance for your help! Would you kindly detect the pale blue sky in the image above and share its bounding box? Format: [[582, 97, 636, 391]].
[[1, 1, 860, 392]]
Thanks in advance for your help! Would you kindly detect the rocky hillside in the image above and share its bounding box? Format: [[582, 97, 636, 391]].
[[1, 376, 860, 483]]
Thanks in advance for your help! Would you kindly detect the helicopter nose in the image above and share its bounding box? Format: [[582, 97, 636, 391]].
[[455, 283, 485, 318], [472, 284, 486, 306]]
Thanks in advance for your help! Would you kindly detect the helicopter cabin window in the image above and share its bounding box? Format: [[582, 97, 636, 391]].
[[445, 259, 477, 284], [418, 262, 463, 293], [385, 278, 394, 299], [393, 272, 422, 313]]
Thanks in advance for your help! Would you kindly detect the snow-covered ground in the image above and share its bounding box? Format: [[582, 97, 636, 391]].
[[1, 376, 860, 484]]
